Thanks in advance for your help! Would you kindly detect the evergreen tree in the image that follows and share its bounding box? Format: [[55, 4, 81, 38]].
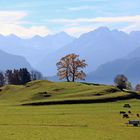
[[19, 68, 31, 85], [30, 70, 43, 81], [5, 70, 13, 84], [0, 72, 5, 86], [5, 68, 31, 85]]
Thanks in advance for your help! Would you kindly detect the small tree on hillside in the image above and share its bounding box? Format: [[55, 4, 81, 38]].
[[126, 81, 132, 90], [114, 74, 129, 90], [135, 84, 140, 91], [56, 53, 87, 82]]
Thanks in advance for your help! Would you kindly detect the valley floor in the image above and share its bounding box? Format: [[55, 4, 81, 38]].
[[0, 100, 140, 140]]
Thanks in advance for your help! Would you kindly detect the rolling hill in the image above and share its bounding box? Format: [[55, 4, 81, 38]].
[[0, 80, 137, 105]]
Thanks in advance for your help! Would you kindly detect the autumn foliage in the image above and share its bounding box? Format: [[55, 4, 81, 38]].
[[56, 53, 87, 82]]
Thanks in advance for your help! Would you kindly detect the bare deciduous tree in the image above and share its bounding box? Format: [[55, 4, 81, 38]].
[[56, 53, 87, 82]]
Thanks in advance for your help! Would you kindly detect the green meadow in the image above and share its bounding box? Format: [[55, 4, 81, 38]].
[[0, 101, 140, 140], [0, 80, 139, 140], [0, 80, 133, 105]]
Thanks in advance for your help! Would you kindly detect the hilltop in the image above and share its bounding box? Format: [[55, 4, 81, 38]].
[[0, 80, 138, 105]]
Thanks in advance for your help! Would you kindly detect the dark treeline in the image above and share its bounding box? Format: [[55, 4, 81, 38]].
[[0, 68, 43, 86]]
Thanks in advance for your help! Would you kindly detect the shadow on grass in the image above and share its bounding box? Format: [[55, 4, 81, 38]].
[[22, 92, 140, 106], [0, 123, 88, 127]]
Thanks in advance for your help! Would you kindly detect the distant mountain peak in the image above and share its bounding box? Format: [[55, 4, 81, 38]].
[[95, 27, 110, 32], [32, 35, 43, 40], [56, 31, 68, 35], [7, 34, 21, 39], [78, 26, 111, 39], [44, 32, 75, 40], [54, 31, 74, 38]]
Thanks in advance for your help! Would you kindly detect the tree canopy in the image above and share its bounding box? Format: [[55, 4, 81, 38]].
[[114, 74, 131, 90], [56, 53, 87, 82], [5, 68, 31, 85]]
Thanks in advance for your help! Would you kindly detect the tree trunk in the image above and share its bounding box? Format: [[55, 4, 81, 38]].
[[72, 74, 75, 82], [72, 71, 75, 82], [66, 68, 70, 82], [66, 76, 70, 82]]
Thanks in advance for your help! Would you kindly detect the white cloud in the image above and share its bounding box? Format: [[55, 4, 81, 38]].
[[0, 11, 50, 38], [64, 26, 97, 37], [68, 6, 96, 11], [50, 15, 140, 35], [121, 22, 140, 33], [0, 11, 27, 24], [50, 15, 140, 24], [0, 11, 140, 38], [0, 24, 50, 38]]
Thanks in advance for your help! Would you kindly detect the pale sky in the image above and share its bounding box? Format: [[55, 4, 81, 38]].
[[0, 0, 140, 38]]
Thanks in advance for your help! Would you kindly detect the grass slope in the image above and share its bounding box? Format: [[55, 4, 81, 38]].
[[0, 80, 136, 105], [0, 80, 139, 140]]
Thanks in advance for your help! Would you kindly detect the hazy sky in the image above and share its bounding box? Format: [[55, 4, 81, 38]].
[[0, 0, 140, 37]]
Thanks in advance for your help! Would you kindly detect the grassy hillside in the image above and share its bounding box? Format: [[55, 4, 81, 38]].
[[0, 80, 139, 140], [0, 80, 136, 105]]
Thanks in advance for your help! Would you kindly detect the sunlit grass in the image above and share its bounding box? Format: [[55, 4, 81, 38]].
[[0, 80, 130, 105]]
